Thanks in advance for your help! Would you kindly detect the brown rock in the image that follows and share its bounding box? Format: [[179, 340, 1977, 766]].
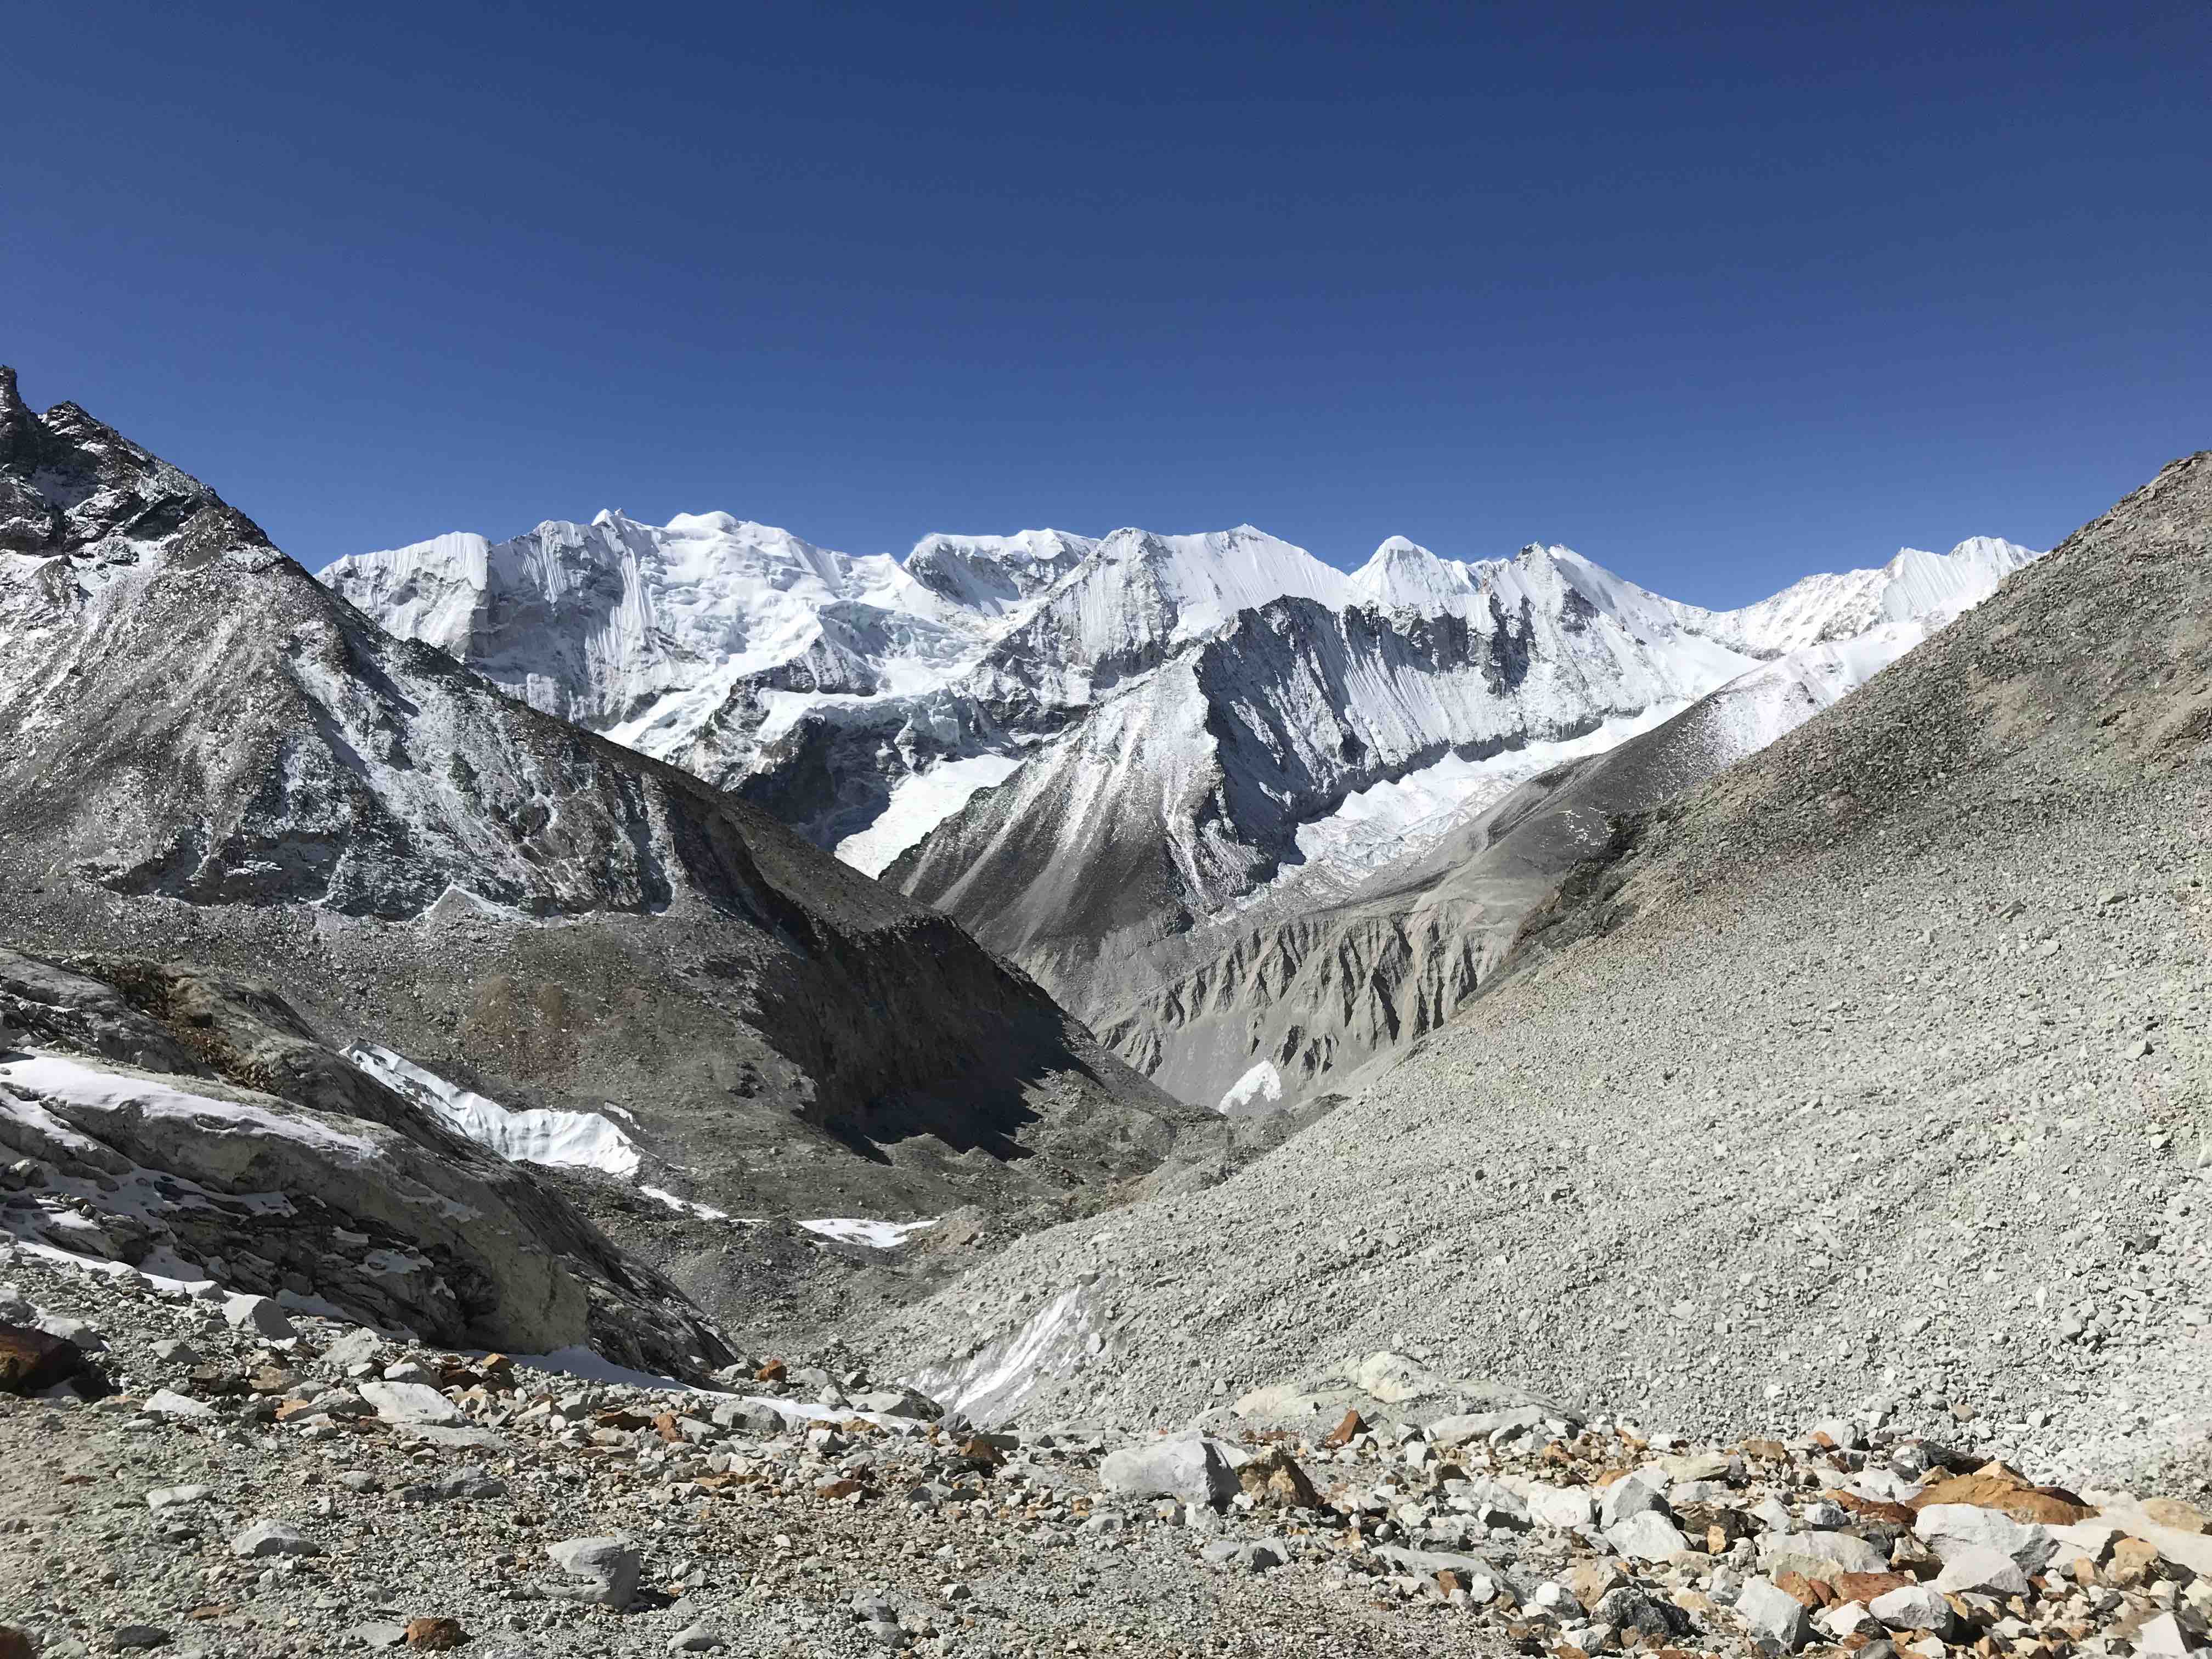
[[2106, 1537, 2161, 1588], [957, 1437, 1004, 1469], [1775, 1572, 1834, 1609], [1833, 1572, 1914, 1602], [591, 1407, 652, 1431], [1238, 1446, 1321, 1509], [1436, 1570, 1465, 1594], [1909, 1463, 2092, 1525], [1322, 1409, 1365, 1449], [755, 1358, 786, 1383], [405, 1616, 465, 1651], [1837, 1491, 1918, 1526], [0, 1323, 84, 1395], [273, 1399, 320, 1421], [2142, 1497, 2208, 1534], [1569, 1561, 1629, 1607]]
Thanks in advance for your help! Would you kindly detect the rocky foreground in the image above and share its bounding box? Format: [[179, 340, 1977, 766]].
[[4, 1247, 2210, 1659]]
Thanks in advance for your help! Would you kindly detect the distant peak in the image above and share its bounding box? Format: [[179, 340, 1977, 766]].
[[1370, 534, 1430, 559]]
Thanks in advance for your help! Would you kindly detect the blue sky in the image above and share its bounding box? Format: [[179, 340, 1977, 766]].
[[6, 2, 2207, 605]]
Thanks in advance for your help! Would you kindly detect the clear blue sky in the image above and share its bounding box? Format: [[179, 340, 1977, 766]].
[[7, 2, 2207, 605]]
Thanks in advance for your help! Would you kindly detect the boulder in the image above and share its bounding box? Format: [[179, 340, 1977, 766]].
[[0, 1322, 87, 1394], [1735, 1577, 1814, 1651], [143, 1389, 215, 1419], [1098, 1436, 1238, 1509], [1607, 1511, 1691, 1561], [230, 1518, 321, 1558], [1761, 1529, 1891, 1576], [1526, 1483, 1598, 1531], [1599, 1470, 1669, 1530], [222, 1294, 297, 1341], [359, 1378, 461, 1426], [1348, 1351, 1450, 1402], [1910, 1463, 2091, 1525], [1933, 1544, 2030, 1596], [1870, 1584, 1957, 1634], [1915, 1502, 2054, 1571], [1235, 1446, 1321, 1509], [547, 1536, 641, 1608]]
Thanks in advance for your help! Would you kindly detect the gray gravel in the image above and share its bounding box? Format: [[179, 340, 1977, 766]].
[[8, 1244, 2211, 1659]]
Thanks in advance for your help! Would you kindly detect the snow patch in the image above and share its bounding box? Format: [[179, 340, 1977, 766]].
[[639, 1184, 735, 1222], [799, 1217, 940, 1249], [346, 1045, 641, 1178], [1218, 1060, 1284, 1115], [835, 754, 1024, 877]]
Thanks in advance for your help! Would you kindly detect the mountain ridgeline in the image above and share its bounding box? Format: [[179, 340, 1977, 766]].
[[334, 493, 2040, 1112]]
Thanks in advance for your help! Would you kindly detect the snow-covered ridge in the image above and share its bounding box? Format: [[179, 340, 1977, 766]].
[[328, 511, 2038, 893]]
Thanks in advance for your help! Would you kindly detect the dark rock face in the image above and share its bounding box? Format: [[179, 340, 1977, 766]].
[[0, 1321, 93, 1395], [0, 368, 1210, 1310]]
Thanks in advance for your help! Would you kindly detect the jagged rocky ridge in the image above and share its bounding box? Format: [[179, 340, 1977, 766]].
[[0, 365, 1216, 1344]]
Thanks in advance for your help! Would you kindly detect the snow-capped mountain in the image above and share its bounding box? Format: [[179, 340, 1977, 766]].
[[888, 535, 2036, 1008], [330, 500, 2039, 1071]]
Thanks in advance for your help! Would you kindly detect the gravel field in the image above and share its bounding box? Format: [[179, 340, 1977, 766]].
[[7, 1245, 2211, 1659]]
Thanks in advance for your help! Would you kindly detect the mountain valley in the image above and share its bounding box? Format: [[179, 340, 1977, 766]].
[[2, 365, 2208, 1659]]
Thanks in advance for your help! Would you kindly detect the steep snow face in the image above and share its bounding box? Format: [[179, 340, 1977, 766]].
[[326, 514, 1372, 870], [1349, 536, 1481, 613], [905, 529, 1097, 618], [1688, 537, 2040, 656], [891, 573, 1773, 1005], [963, 526, 1358, 718], [324, 510, 972, 740]]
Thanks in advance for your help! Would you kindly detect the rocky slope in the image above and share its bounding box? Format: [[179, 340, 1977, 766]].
[[870, 450, 2212, 1497], [0, 947, 726, 1374], [0, 366, 1213, 1343]]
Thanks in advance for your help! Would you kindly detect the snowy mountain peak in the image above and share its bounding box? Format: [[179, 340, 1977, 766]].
[[1698, 535, 2041, 656], [905, 528, 1098, 618], [1350, 536, 1479, 612]]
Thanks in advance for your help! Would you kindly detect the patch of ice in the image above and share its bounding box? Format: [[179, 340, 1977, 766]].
[[903, 1281, 1099, 1426], [1218, 1060, 1284, 1115], [346, 1045, 641, 1178], [640, 1185, 738, 1222], [835, 754, 1024, 877], [798, 1217, 940, 1249], [1, 1054, 376, 1156]]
